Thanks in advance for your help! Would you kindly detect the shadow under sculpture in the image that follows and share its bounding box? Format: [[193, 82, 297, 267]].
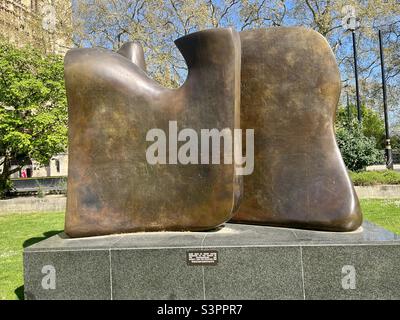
[[231, 27, 362, 231], [64, 28, 242, 237]]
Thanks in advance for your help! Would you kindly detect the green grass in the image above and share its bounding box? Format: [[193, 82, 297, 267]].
[[350, 170, 400, 186], [361, 199, 400, 235], [0, 212, 64, 300], [0, 199, 399, 300]]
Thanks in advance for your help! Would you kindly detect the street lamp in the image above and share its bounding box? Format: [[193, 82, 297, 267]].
[[351, 29, 362, 123], [343, 82, 352, 130], [346, 90, 351, 129], [342, 6, 362, 123], [378, 29, 394, 170]]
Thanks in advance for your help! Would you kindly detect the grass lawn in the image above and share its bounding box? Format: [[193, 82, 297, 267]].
[[361, 199, 400, 235], [0, 212, 64, 300], [0, 199, 399, 300]]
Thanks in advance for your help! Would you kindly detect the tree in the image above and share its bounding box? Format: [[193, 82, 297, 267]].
[[72, 1, 399, 126], [361, 107, 386, 149], [336, 104, 386, 149], [336, 118, 384, 172], [72, 0, 293, 87], [286, 1, 399, 122], [0, 40, 67, 197]]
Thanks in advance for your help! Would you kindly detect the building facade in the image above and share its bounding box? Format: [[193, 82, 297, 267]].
[[0, 0, 71, 54], [0, 154, 68, 179]]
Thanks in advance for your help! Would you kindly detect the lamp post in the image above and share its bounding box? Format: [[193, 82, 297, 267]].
[[352, 30, 362, 123], [342, 5, 362, 123], [378, 30, 394, 170], [346, 91, 351, 129], [343, 82, 351, 130]]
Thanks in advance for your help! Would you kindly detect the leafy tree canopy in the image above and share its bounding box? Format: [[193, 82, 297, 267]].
[[0, 40, 67, 197], [336, 104, 386, 149], [336, 115, 384, 171]]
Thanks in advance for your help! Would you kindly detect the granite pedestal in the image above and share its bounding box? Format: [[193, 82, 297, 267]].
[[23, 221, 400, 300]]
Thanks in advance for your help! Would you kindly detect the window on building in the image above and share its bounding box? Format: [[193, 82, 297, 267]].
[[55, 160, 60, 173], [31, 0, 38, 12]]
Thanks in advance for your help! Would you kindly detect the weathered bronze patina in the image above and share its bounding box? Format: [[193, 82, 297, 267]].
[[65, 26, 361, 236], [64, 28, 241, 237], [231, 27, 362, 231]]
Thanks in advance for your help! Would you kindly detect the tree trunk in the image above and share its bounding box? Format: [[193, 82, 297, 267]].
[[0, 156, 11, 198], [0, 155, 22, 198]]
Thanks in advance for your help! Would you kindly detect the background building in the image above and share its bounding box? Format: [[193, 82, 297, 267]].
[[0, 0, 71, 54], [7, 154, 68, 179]]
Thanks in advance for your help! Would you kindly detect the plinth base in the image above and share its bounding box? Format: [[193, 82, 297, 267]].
[[24, 221, 400, 300]]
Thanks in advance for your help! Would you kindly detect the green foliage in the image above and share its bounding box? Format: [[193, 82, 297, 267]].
[[0, 40, 67, 197], [36, 186, 45, 198], [350, 170, 400, 186], [0, 179, 12, 198], [336, 119, 384, 171], [391, 134, 400, 151], [336, 105, 386, 149], [55, 177, 67, 196], [361, 107, 386, 149]]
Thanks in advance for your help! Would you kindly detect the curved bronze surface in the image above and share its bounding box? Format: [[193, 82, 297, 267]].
[[117, 41, 147, 72], [64, 28, 241, 237], [232, 27, 362, 231]]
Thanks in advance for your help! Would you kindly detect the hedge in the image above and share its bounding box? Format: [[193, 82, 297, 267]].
[[349, 170, 400, 186]]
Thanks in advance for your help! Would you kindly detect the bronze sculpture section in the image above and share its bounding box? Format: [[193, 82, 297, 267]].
[[232, 27, 362, 231], [65, 26, 362, 237], [64, 28, 241, 237]]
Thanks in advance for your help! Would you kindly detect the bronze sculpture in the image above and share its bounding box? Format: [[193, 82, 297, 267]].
[[64, 28, 241, 237], [231, 28, 362, 231], [64, 26, 362, 238]]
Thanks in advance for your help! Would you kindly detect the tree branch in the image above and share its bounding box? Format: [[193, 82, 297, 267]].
[[207, 0, 218, 27], [305, 0, 317, 23], [219, 0, 239, 25], [7, 166, 22, 176]]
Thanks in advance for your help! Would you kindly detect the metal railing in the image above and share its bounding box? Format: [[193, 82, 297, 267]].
[[10, 176, 67, 195]]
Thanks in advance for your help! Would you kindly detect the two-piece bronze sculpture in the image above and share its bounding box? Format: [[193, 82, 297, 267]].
[[64, 27, 362, 237]]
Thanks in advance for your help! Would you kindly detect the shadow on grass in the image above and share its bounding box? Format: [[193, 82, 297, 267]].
[[14, 285, 24, 300], [23, 230, 63, 248]]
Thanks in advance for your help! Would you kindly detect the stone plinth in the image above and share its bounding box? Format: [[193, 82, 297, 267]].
[[24, 222, 400, 300]]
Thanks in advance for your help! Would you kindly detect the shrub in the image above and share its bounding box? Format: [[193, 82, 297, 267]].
[[336, 120, 384, 171], [336, 105, 386, 149], [349, 170, 400, 186], [36, 185, 46, 198]]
